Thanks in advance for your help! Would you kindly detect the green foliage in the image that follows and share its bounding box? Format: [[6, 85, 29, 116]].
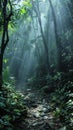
[[0, 0, 32, 34], [19, 0, 32, 15], [3, 66, 10, 83], [0, 84, 27, 130], [51, 81, 73, 129], [28, 64, 49, 88], [31, 64, 73, 129], [53, 72, 61, 81], [3, 66, 16, 86], [12, 0, 32, 24], [28, 67, 62, 93]]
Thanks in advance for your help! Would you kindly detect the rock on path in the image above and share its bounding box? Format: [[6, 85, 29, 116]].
[[20, 88, 62, 130]]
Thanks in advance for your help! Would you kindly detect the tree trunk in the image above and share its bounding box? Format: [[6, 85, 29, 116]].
[[32, 0, 50, 71], [0, 54, 3, 87], [0, 0, 12, 88], [48, 0, 63, 72]]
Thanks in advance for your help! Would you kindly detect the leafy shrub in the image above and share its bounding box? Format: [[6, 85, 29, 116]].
[[3, 66, 15, 86], [3, 66, 10, 83], [0, 84, 27, 130], [51, 81, 73, 129], [27, 64, 48, 88]]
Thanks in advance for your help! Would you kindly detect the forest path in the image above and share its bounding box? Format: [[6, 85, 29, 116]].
[[19, 87, 62, 130]]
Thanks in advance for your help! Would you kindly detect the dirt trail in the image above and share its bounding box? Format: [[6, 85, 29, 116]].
[[17, 89, 64, 130], [19, 88, 62, 130]]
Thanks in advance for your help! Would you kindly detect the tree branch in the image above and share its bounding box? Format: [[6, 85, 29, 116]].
[[1, 0, 13, 54]]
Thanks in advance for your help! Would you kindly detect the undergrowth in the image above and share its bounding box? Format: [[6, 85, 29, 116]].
[[0, 83, 27, 130], [29, 68, 73, 130], [51, 81, 73, 130]]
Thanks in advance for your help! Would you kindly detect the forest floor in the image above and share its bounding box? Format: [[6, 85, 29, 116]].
[[17, 87, 64, 130]]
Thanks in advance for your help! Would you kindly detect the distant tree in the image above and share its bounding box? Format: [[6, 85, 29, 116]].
[[31, 0, 50, 70], [0, 0, 12, 87], [48, 0, 63, 72]]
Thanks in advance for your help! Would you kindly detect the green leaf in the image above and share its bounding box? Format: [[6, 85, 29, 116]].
[[3, 59, 8, 64], [20, 8, 27, 15]]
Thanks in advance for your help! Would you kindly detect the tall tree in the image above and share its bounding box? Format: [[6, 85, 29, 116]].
[[48, 0, 63, 72], [0, 0, 12, 87], [31, 0, 50, 70]]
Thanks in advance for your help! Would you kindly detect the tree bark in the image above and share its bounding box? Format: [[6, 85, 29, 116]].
[[0, 0, 12, 88], [0, 54, 3, 87]]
